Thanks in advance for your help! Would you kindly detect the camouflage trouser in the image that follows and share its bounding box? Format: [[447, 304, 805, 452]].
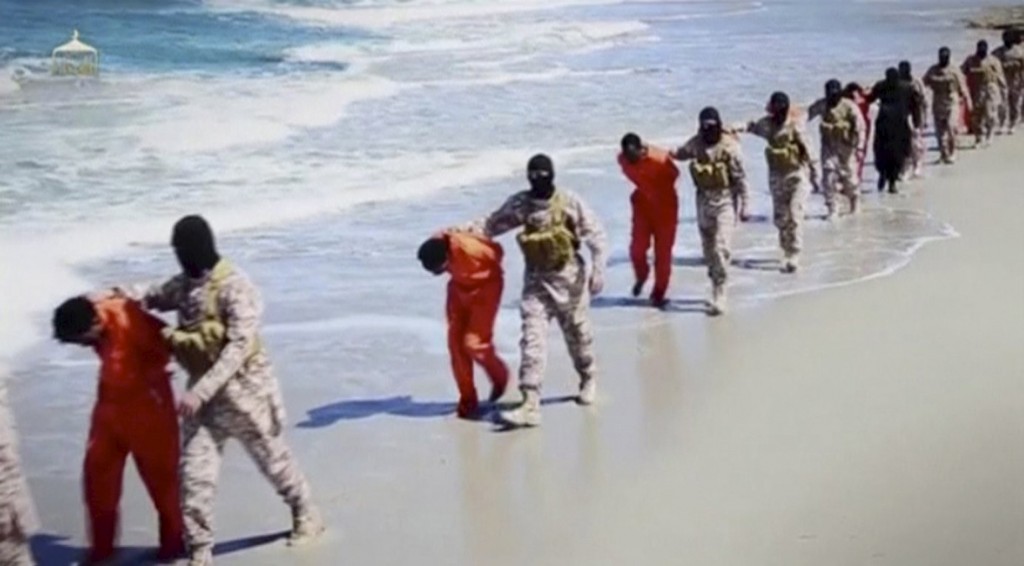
[[972, 93, 1000, 138], [181, 382, 312, 550], [0, 381, 38, 566], [0, 540, 34, 566], [769, 173, 807, 256], [1000, 81, 1023, 130], [518, 266, 595, 391], [821, 145, 859, 208], [911, 127, 926, 169], [933, 106, 959, 160], [696, 192, 735, 286]]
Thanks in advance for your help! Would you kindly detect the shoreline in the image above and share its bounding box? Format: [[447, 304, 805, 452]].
[[7, 4, 1022, 565], [966, 6, 1024, 31]]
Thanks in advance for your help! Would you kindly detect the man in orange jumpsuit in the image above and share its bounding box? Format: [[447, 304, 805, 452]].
[[53, 296, 184, 564], [618, 133, 684, 308], [418, 231, 509, 419]]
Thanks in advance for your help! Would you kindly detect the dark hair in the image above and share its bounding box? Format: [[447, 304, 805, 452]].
[[621, 132, 642, 151], [53, 296, 97, 342], [898, 60, 911, 74], [417, 237, 448, 271]]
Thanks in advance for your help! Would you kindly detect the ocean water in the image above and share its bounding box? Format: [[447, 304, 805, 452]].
[[0, 0, 988, 508]]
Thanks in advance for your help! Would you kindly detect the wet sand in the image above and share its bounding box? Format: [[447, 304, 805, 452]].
[[25, 141, 1024, 565]]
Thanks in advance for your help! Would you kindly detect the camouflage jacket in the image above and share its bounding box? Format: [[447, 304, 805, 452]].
[[120, 261, 276, 406]]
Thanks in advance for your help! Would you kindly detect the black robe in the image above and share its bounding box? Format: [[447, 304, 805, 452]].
[[868, 79, 921, 183]]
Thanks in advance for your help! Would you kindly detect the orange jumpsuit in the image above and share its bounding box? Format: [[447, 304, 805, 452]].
[[444, 233, 509, 417], [618, 147, 680, 303], [85, 299, 183, 562]]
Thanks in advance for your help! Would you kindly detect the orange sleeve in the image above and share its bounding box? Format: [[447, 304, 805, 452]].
[[656, 150, 679, 186], [447, 233, 502, 284], [618, 154, 641, 188], [124, 301, 171, 366]]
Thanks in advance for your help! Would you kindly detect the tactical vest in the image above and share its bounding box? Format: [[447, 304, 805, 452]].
[[820, 110, 855, 145], [516, 191, 578, 272], [166, 261, 262, 382], [689, 158, 730, 192], [764, 128, 803, 174], [967, 61, 999, 83]]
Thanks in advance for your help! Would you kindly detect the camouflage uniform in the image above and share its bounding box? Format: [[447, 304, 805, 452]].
[[924, 64, 971, 162], [468, 190, 608, 394], [961, 54, 1008, 142], [907, 77, 930, 175], [672, 135, 747, 289], [123, 263, 316, 560], [0, 376, 38, 566], [808, 97, 866, 214], [993, 43, 1024, 132], [740, 116, 816, 268]]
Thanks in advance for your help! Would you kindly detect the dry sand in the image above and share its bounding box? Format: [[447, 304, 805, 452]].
[[24, 139, 1024, 565]]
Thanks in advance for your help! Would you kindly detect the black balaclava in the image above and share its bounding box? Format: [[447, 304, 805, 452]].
[[769, 91, 790, 126], [172, 215, 220, 278], [939, 47, 951, 68], [698, 106, 723, 145], [825, 79, 843, 107], [977, 40, 988, 58], [898, 61, 912, 81], [527, 154, 556, 200], [885, 67, 900, 86], [1003, 30, 1014, 48]]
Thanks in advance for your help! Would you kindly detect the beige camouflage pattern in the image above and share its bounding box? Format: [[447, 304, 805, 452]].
[[673, 135, 747, 285], [908, 77, 929, 173], [466, 189, 607, 391], [769, 175, 807, 256], [123, 263, 313, 553], [518, 263, 594, 390], [994, 44, 1024, 131], [741, 116, 814, 257], [808, 97, 866, 210], [0, 376, 38, 566], [924, 64, 971, 161], [179, 360, 310, 550], [962, 54, 1008, 140]]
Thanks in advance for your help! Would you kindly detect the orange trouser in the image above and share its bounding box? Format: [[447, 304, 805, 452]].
[[83, 392, 183, 560], [629, 193, 678, 302], [446, 278, 509, 410]]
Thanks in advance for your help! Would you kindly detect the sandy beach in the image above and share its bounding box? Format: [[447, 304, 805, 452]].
[[20, 128, 1022, 566], [3, 1, 1022, 565]]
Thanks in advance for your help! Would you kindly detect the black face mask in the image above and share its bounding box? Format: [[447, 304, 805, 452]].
[[770, 105, 789, 125], [939, 54, 950, 68], [528, 175, 555, 200], [700, 124, 722, 145], [526, 154, 556, 200], [172, 216, 220, 278]]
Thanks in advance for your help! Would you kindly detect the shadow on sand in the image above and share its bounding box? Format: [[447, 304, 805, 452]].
[[591, 295, 709, 314], [731, 257, 783, 272], [298, 394, 578, 428], [31, 531, 288, 565]]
